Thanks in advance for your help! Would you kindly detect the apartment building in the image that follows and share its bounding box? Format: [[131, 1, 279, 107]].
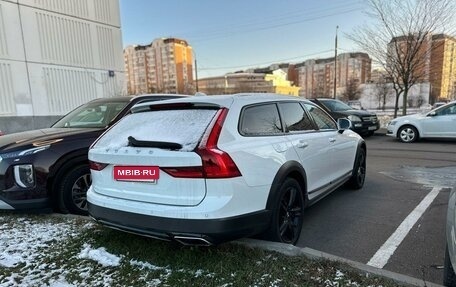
[[388, 34, 456, 102], [297, 52, 371, 98], [198, 69, 300, 96], [124, 38, 194, 95], [0, 0, 124, 133]]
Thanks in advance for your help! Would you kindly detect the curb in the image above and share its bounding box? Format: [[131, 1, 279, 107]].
[[235, 239, 443, 287]]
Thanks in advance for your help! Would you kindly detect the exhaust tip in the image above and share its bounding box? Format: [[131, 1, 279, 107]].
[[174, 235, 213, 246]]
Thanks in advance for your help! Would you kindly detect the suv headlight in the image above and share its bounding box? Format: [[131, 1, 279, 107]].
[[0, 145, 50, 160], [14, 164, 35, 188], [389, 121, 397, 126], [347, 115, 362, 122]]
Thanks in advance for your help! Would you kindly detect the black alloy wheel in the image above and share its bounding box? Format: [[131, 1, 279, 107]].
[[348, 148, 366, 189], [267, 178, 304, 245]]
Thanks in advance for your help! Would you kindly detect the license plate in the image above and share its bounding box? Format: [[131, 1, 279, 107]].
[[113, 166, 159, 183], [368, 126, 377, 131]]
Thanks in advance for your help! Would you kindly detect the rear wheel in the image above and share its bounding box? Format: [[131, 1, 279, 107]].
[[398, 125, 418, 143], [347, 148, 366, 189], [266, 178, 304, 245], [57, 165, 91, 215]]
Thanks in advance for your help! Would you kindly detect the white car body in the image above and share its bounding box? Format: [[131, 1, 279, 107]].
[[387, 101, 456, 142], [87, 93, 366, 245]]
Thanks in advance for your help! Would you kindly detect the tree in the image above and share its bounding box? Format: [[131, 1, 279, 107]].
[[348, 0, 456, 118], [375, 76, 393, 111], [341, 78, 362, 101]]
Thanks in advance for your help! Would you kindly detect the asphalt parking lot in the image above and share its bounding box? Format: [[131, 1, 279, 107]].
[[297, 133, 456, 285]]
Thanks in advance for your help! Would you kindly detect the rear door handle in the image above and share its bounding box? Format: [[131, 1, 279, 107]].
[[329, 138, 336, 143]]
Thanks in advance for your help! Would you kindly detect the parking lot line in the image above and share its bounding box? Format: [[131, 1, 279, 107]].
[[367, 186, 442, 269]]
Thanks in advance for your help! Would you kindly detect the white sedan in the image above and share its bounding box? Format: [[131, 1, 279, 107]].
[[387, 101, 456, 143]]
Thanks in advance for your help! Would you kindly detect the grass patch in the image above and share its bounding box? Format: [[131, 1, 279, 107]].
[[0, 213, 402, 286]]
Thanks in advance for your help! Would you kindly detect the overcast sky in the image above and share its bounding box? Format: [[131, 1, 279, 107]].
[[119, 0, 368, 78]]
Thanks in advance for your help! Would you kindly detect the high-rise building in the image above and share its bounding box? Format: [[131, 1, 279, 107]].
[[297, 53, 371, 98], [124, 38, 194, 95], [0, 0, 124, 132], [388, 34, 456, 102]]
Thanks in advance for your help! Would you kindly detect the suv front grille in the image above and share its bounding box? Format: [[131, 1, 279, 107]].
[[362, 116, 378, 123]]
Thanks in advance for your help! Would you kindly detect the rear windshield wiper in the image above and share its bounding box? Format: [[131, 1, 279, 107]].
[[128, 136, 183, 150]]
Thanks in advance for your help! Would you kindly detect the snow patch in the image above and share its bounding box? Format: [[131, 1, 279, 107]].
[[78, 244, 121, 267]]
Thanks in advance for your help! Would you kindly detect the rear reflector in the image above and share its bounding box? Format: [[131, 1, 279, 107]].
[[161, 166, 204, 178], [89, 161, 108, 171]]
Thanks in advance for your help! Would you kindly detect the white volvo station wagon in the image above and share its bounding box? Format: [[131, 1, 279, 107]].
[[87, 94, 366, 245]]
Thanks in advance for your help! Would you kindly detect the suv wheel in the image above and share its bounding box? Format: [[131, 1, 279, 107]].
[[57, 165, 91, 215], [398, 125, 418, 143], [348, 148, 366, 189], [267, 178, 304, 245], [444, 245, 456, 286]]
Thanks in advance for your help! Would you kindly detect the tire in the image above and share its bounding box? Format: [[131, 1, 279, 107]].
[[444, 245, 456, 286], [398, 125, 419, 143], [57, 165, 91, 215], [265, 178, 304, 245], [347, 148, 366, 189]]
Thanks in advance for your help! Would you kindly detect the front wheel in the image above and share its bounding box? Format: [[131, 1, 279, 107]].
[[265, 178, 304, 245], [347, 148, 366, 189], [57, 165, 91, 215], [398, 125, 418, 143]]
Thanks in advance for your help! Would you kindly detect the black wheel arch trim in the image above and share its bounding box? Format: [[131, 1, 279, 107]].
[[47, 149, 89, 200], [266, 161, 308, 210]]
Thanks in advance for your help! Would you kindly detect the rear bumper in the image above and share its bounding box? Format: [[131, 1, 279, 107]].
[[88, 202, 271, 245]]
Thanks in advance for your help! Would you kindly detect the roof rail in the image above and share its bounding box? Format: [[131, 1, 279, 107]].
[[194, 92, 207, 97]]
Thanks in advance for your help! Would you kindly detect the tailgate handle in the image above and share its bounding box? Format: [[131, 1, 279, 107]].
[[329, 138, 336, 143]]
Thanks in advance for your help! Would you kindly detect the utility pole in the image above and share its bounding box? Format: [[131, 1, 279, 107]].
[[333, 25, 339, 99], [194, 57, 199, 92]]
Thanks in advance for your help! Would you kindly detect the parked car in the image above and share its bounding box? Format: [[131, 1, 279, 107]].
[[0, 94, 185, 215], [87, 93, 366, 245], [387, 101, 456, 143], [310, 98, 379, 136]]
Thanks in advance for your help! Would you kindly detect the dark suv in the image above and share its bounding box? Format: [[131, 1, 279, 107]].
[[310, 98, 379, 136], [0, 94, 185, 215]]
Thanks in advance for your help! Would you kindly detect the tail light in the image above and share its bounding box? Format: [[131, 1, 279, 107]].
[[90, 161, 108, 171], [162, 108, 241, 179]]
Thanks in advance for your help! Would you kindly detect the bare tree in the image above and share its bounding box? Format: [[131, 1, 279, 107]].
[[341, 78, 362, 101], [348, 0, 456, 117], [375, 76, 393, 111]]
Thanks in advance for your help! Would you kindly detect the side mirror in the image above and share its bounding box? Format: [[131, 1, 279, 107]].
[[337, 118, 352, 133], [428, 111, 436, 117]]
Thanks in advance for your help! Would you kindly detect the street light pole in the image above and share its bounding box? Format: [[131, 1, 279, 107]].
[[334, 25, 339, 99]]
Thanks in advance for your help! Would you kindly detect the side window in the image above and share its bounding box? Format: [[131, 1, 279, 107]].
[[240, 104, 283, 136], [437, 104, 456, 116], [278, 102, 315, 132], [303, 103, 337, 130]]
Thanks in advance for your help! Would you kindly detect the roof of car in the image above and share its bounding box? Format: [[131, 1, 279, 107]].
[[133, 93, 311, 110]]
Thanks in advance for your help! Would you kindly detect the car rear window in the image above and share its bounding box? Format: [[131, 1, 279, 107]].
[[93, 109, 218, 151]]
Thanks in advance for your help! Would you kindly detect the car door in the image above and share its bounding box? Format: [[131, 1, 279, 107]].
[[277, 102, 332, 194], [302, 103, 356, 186], [421, 103, 456, 138]]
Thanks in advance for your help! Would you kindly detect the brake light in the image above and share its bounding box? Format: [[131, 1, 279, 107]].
[[161, 166, 203, 178], [89, 161, 108, 171], [197, 108, 241, 178]]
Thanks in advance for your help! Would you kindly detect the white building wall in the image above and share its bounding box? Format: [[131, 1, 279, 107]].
[[0, 0, 124, 119]]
